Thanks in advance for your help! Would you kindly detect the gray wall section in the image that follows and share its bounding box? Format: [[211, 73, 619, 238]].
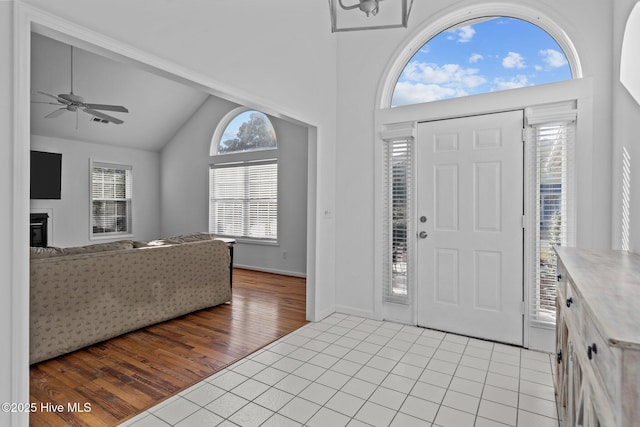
[[30, 135, 161, 247], [28, 96, 308, 276], [161, 96, 308, 276]]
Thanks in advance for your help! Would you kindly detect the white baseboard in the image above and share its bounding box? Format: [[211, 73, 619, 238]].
[[314, 305, 336, 322], [334, 305, 377, 321], [528, 324, 555, 353], [233, 263, 306, 278], [382, 315, 414, 326]]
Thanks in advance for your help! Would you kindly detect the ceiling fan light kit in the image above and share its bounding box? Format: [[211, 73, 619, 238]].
[[329, 0, 412, 32], [32, 45, 129, 127]]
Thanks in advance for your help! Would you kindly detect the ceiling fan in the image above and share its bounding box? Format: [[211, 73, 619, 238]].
[[33, 45, 129, 125]]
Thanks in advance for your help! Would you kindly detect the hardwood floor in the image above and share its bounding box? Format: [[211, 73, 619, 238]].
[[29, 269, 307, 426]]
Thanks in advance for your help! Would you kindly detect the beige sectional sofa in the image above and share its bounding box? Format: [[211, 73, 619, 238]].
[[29, 234, 232, 364]]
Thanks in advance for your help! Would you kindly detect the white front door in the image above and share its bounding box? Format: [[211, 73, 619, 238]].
[[416, 110, 524, 345]]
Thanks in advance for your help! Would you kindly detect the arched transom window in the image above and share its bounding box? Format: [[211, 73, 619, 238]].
[[216, 110, 277, 154], [392, 17, 572, 107], [210, 109, 278, 242]]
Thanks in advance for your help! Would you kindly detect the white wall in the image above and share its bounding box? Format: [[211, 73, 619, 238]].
[[30, 135, 161, 247], [160, 96, 235, 238], [161, 96, 308, 276], [333, 0, 614, 320], [612, 0, 640, 252]]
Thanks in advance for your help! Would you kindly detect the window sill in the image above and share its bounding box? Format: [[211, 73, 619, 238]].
[[233, 238, 279, 246], [90, 233, 135, 241]]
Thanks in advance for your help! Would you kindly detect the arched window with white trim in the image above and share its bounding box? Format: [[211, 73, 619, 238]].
[[209, 109, 278, 242], [391, 17, 573, 107]]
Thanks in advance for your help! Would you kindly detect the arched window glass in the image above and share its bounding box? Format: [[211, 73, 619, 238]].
[[210, 109, 278, 241], [217, 110, 277, 154], [391, 17, 572, 107]]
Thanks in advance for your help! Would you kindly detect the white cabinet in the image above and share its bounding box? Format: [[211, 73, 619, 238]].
[[555, 249, 640, 427]]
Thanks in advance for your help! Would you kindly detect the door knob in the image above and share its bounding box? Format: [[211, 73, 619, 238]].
[[418, 231, 428, 239]]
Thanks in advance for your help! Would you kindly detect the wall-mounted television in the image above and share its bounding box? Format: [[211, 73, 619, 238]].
[[30, 151, 62, 200]]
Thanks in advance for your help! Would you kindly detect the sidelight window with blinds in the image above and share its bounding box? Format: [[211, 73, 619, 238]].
[[209, 109, 278, 242], [90, 162, 132, 237], [382, 136, 413, 304], [526, 102, 576, 324]]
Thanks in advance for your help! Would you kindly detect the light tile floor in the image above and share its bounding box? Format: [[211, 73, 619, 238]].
[[121, 313, 559, 427]]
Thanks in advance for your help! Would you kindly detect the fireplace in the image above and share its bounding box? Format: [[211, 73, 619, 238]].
[[30, 213, 49, 247]]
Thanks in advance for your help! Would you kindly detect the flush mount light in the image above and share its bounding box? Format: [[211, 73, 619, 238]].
[[329, 0, 413, 32]]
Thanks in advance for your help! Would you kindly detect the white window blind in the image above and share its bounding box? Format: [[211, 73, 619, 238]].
[[527, 114, 576, 324], [209, 160, 277, 241], [382, 137, 413, 304], [91, 163, 132, 236]]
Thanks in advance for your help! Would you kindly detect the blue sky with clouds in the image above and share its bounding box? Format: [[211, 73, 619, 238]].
[[392, 17, 572, 106], [222, 111, 255, 142]]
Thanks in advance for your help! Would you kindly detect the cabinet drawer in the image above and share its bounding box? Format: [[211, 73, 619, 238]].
[[583, 313, 619, 405]]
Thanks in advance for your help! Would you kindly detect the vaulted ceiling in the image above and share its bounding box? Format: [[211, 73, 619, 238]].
[[30, 33, 210, 152]]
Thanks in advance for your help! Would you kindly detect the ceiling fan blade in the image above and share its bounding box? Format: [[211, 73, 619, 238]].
[[45, 108, 67, 119], [82, 108, 124, 125], [32, 101, 60, 105], [36, 91, 70, 105], [83, 103, 129, 113]]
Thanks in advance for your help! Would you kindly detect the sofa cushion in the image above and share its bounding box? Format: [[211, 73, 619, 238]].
[[30, 246, 65, 259], [166, 232, 218, 243], [62, 240, 135, 255], [133, 240, 151, 248], [135, 233, 217, 247], [138, 239, 172, 247]]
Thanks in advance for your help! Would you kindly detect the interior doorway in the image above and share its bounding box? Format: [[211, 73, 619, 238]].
[[13, 7, 321, 419]]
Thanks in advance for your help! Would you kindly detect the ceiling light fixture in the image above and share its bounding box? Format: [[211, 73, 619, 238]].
[[329, 0, 412, 32], [340, 0, 380, 17]]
